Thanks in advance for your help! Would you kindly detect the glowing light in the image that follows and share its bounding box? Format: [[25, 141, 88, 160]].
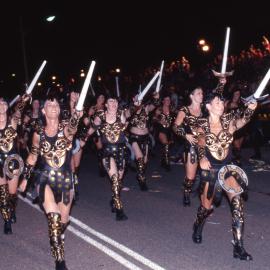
[[80, 72, 85, 77], [52, 76, 56, 80], [57, 83, 60, 87], [97, 76, 102, 81], [11, 73, 16, 77], [116, 68, 121, 73], [46, 16, 56, 22], [37, 82, 42, 86], [199, 39, 206, 45], [202, 45, 210, 52]]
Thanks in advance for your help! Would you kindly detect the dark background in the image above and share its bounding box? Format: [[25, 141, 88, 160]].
[[0, 1, 269, 97]]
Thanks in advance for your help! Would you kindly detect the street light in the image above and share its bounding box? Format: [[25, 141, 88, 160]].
[[199, 39, 206, 45], [202, 45, 210, 52], [46, 16, 56, 22], [80, 69, 85, 77]]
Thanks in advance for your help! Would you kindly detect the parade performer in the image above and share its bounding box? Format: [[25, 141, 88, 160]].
[[128, 92, 160, 191], [154, 94, 176, 171], [173, 86, 203, 206], [192, 91, 256, 261], [19, 93, 82, 270], [0, 95, 30, 234], [92, 94, 129, 221]]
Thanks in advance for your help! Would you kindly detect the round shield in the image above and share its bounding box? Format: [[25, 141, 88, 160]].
[[218, 164, 248, 195], [3, 154, 24, 179]]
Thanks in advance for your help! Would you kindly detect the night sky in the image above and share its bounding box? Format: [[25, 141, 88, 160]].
[[0, 1, 269, 96]]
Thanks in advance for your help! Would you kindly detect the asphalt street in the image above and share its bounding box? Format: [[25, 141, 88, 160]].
[[1, 145, 270, 270]]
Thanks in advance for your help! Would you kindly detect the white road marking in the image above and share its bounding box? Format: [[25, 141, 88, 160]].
[[19, 194, 166, 270], [68, 226, 143, 270], [70, 216, 166, 270]]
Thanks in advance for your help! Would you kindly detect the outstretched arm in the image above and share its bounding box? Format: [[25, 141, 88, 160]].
[[231, 102, 257, 132]]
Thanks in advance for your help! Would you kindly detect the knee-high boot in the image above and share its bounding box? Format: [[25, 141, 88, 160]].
[[0, 184, 12, 234], [192, 205, 213, 243], [161, 144, 170, 171], [183, 177, 194, 206], [110, 174, 128, 221], [231, 196, 252, 260], [135, 157, 148, 191], [9, 193, 18, 223], [47, 212, 68, 270]]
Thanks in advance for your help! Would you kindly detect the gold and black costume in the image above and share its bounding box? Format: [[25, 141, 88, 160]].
[[95, 110, 128, 220], [23, 112, 80, 269], [192, 106, 255, 261], [0, 97, 28, 234], [155, 107, 175, 170], [30, 122, 74, 205], [173, 106, 203, 206], [129, 105, 152, 191]]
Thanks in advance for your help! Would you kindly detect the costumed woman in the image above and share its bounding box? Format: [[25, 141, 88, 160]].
[[128, 91, 160, 191], [173, 86, 203, 206], [19, 92, 83, 270], [192, 91, 256, 261], [91, 94, 129, 221], [0, 94, 30, 234], [153, 93, 175, 171]]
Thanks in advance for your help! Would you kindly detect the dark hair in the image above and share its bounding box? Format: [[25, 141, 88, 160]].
[[186, 85, 203, 105], [96, 93, 106, 102], [105, 92, 118, 102], [204, 92, 225, 105], [161, 91, 171, 100]]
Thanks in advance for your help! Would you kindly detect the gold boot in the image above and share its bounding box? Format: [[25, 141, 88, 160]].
[[110, 175, 128, 221], [231, 196, 252, 261], [0, 184, 12, 234], [47, 212, 68, 268], [135, 157, 148, 191]]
